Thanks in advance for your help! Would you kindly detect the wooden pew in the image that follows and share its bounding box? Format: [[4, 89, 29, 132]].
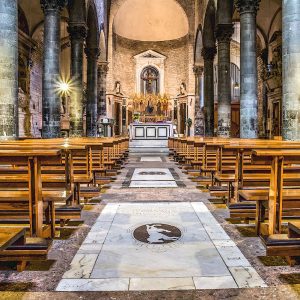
[[0, 227, 51, 271]]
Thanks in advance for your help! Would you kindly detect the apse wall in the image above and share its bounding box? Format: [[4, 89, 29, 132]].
[[109, 34, 191, 98]]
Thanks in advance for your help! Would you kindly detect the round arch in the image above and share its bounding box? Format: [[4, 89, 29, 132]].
[[99, 27, 106, 61], [194, 25, 203, 65], [140, 66, 160, 95], [86, 2, 99, 49], [203, 0, 216, 48]]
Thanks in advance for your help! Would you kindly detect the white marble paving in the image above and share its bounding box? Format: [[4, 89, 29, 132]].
[[130, 180, 178, 188], [63, 254, 98, 279], [213, 240, 251, 267], [131, 168, 174, 181], [57, 202, 266, 291], [193, 276, 238, 289], [229, 266, 267, 288], [140, 157, 162, 162], [56, 278, 129, 291], [129, 277, 195, 291]]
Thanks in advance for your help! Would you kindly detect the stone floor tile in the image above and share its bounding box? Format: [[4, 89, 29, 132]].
[[62, 254, 98, 279], [193, 276, 238, 289], [130, 180, 178, 188], [56, 278, 129, 291], [140, 157, 162, 162], [129, 277, 195, 291], [229, 266, 267, 288]]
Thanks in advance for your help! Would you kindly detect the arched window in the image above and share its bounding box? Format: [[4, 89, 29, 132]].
[[140, 66, 160, 95]]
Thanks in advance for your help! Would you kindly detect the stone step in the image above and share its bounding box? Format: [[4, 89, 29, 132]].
[[129, 140, 168, 148], [129, 147, 169, 154]]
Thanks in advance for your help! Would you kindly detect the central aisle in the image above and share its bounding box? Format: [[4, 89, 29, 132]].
[[56, 154, 266, 291]]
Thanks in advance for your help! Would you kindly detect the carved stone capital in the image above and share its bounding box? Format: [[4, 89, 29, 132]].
[[235, 0, 261, 15], [216, 24, 234, 43], [85, 48, 100, 60], [201, 47, 217, 61], [68, 23, 87, 41], [193, 65, 204, 76], [98, 62, 109, 77], [40, 0, 67, 12]]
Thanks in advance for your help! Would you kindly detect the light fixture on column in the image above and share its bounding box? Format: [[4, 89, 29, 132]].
[[59, 81, 70, 92]]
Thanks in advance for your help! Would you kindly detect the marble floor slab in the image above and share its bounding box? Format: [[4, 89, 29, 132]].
[[57, 202, 266, 291], [129, 180, 178, 188], [140, 157, 162, 162], [131, 168, 174, 181]]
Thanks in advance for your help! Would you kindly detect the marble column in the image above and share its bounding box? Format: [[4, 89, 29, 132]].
[[68, 24, 87, 137], [85, 48, 99, 137], [202, 47, 217, 137], [0, 0, 18, 139], [97, 62, 109, 119], [41, 0, 67, 138], [236, 0, 260, 138], [216, 24, 234, 137], [282, 0, 300, 140], [193, 66, 204, 136]]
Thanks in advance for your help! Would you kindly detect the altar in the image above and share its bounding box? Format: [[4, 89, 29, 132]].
[[130, 123, 174, 140]]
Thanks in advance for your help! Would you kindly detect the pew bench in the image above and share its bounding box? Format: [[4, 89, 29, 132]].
[[263, 234, 300, 266], [0, 227, 51, 271]]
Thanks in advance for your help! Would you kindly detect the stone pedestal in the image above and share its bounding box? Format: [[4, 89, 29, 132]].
[[202, 47, 217, 137], [0, 0, 18, 139], [41, 0, 67, 138], [68, 24, 87, 137], [236, 0, 261, 139]]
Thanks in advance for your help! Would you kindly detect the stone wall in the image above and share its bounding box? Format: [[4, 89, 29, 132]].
[[108, 34, 193, 98], [29, 32, 44, 137]]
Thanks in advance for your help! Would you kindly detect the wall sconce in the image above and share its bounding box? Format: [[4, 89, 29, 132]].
[[190, 98, 193, 106]]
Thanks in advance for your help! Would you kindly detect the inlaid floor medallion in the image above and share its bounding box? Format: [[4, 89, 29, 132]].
[[132, 223, 182, 244]]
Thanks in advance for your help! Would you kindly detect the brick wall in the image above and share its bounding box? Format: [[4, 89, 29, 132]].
[[108, 34, 194, 98]]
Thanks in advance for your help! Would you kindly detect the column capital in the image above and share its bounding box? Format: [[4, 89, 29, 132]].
[[201, 47, 217, 61], [40, 0, 67, 12], [85, 47, 100, 60], [193, 65, 204, 76], [235, 0, 261, 15], [98, 62, 109, 76], [68, 23, 87, 41], [216, 24, 234, 43]]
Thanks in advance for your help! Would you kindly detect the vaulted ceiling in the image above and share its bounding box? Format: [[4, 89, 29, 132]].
[[112, 0, 189, 42]]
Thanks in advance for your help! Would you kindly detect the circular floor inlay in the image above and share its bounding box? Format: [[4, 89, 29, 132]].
[[138, 171, 166, 176], [133, 223, 182, 244]]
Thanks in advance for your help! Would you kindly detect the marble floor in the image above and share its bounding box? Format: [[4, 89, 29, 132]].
[[130, 168, 178, 188], [56, 154, 267, 292]]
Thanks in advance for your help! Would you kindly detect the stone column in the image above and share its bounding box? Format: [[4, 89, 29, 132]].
[[0, 0, 18, 139], [85, 48, 99, 137], [193, 66, 205, 136], [97, 62, 109, 119], [68, 23, 87, 137], [236, 0, 260, 138], [216, 24, 234, 137], [41, 0, 67, 138], [282, 1, 300, 140], [202, 47, 217, 137]]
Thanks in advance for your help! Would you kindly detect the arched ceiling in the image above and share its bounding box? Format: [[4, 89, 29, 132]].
[[113, 0, 189, 42]]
